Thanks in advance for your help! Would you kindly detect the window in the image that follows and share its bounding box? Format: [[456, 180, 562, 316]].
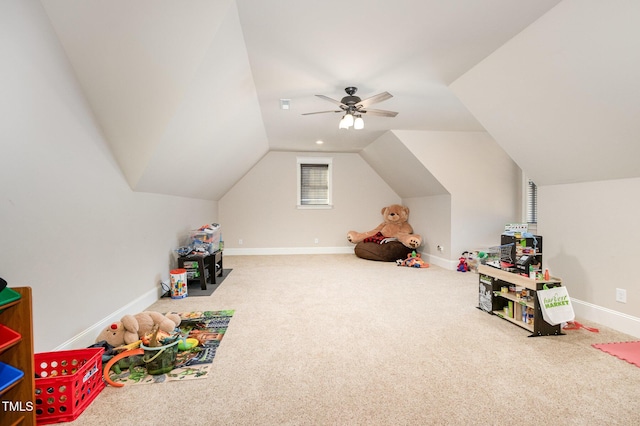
[[526, 179, 538, 224], [297, 157, 332, 208]]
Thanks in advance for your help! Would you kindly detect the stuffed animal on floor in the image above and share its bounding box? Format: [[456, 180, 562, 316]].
[[396, 251, 429, 268], [95, 311, 181, 347], [457, 252, 470, 272], [347, 204, 422, 249]]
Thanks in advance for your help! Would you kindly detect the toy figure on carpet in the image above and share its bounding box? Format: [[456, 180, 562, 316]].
[[397, 251, 429, 268], [457, 253, 470, 272]]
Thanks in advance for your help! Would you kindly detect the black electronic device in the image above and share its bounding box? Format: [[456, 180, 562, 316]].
[[515, 255, 537, 274]]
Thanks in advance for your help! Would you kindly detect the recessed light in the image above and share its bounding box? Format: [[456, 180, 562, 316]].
[[280, 99, 291, 110], [315, 140, 324, 145]]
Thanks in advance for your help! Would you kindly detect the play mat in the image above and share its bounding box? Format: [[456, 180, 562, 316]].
[[108, 310, 234, 385]]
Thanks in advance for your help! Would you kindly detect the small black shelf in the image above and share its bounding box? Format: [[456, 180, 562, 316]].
[[178, 250, 223, 290]]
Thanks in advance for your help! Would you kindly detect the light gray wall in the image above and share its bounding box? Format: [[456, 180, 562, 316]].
[[1, 0, 217, 351], [395, 130, 520, 262], [402, 195, 452, 265], [450, 0, 640, 335], [219, 151, 401, 252], [539, 179, 640, 336]]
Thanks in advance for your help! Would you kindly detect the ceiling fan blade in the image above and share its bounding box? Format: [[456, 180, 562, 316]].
[[359, 108, 398, 117], [356, 92, 393, 108], [315, 94, 345, 106], [301, 110, 343, 116]]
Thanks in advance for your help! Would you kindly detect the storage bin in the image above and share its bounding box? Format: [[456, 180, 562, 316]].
[[34, 347, 105, 425], [188, 224, 221, 254], [0, 361, 24, 393], [0, 324, 21, 352]]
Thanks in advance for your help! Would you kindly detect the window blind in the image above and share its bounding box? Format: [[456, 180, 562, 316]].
[[300, 163, 329, 205], [527, 179, 538, 224]]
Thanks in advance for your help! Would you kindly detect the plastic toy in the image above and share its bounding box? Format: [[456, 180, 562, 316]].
[[397, 251, 429, 268], [457, 253, 469, 272]]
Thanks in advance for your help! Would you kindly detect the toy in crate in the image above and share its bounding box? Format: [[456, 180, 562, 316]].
[[175, 223, 221, 256], [34, 347, 105, 425], [483, 243, 515, 269]]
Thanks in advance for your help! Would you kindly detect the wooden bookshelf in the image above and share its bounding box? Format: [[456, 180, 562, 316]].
[[0, 287, 35, 425]]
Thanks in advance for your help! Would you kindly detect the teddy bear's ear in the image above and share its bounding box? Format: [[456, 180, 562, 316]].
[[381, 206, 388, 215], [403, 206, 410, 216]]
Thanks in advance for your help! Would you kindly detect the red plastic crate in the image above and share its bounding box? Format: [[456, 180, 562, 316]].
[[34, 347, 105, 424]]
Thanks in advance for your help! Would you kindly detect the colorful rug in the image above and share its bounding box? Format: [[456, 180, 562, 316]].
[[109, 310, 234, 385], [592, 341, 640, 368]]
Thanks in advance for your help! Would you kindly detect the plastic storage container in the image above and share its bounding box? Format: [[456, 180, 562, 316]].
[[34, 347, 105, 425], [0, 361, 24, 393]]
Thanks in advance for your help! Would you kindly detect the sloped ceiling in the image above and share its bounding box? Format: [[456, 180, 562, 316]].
[[40, 0, 563, 200], [451, 0, 640, 186], [360, 132, 448, 198], [41, 0, 268, 200]]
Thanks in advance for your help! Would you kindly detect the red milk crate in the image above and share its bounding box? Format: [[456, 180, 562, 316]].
[[34, 347, 105, 424]]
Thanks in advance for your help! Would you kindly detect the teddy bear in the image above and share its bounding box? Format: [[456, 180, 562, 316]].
[[95, 311, 181, 347], [347, 204, 422, 248]]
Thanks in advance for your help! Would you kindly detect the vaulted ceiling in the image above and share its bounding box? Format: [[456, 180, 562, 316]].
[[48, 0, 639, 201]]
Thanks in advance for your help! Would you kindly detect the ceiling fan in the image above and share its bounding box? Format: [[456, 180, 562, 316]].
[[302, 87, 398, 129]]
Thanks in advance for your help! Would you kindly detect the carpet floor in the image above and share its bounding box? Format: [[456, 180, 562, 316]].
[[69, 254, 640, 426]]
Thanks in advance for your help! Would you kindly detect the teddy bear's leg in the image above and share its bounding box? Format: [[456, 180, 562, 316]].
[[347, 231, 364, 244], [348, 228, 384, 244], [347, 231, 374, 244], [397, 233, 422, 248], [407, 234, 422, 248]]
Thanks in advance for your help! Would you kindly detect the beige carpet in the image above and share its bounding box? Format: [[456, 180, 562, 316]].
[[69, 254, 640, 425]]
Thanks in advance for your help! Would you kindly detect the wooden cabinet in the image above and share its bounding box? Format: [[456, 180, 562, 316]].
[[478, 265, 563, 337], [0, 287, 35, 425]]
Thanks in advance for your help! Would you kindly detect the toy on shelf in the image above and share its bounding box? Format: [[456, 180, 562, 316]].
[[396, 251, 429, 268], [175, 223, 222, 256]]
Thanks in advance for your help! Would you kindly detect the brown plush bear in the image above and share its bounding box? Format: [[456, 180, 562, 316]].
[[347, 204, 422, 248], [95, 311, 181, 347]]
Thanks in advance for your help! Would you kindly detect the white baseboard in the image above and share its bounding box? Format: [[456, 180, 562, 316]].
[[54, 285, 163, 351], [424, 253, 457, 270], [224, 246, 355, 256], [571, 298, 640, 338]]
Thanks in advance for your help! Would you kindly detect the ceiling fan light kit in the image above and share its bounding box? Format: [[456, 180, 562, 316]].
[[303, 87, 398, 130], [339, 113, 355, 129]]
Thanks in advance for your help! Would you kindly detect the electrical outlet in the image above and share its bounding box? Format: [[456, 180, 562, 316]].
[[437, 245, 444, 252], [314, 238, 319, 244], [238, 239, 243, 245], [616, 288, 627, 303]]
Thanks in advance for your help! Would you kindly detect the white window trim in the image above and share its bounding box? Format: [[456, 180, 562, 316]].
[[297, 156, 333, 209]]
